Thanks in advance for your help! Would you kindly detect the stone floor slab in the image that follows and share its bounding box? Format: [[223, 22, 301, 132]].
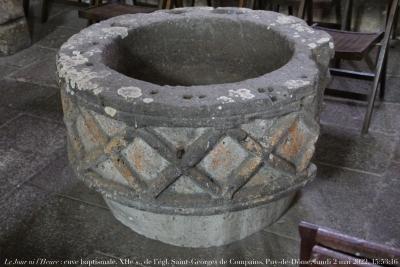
[[315, 124, 398, 174], [394, 142, 400, 163], [20, 90, 64, 123], [36, 26, 78, 49], [0, 114, 66, 156], [365, 162, 400, 248], [0, 183, 299, 265], [8, 50, 58, 87], [266, 164, 388, 244], [50, 10, 87, 31], [0, 79, 57, 109], [321, 99, 400, 135], [0, 147, 52, 197], [0, 45, 54, 68], [0, 107, 20, 126], [0, 64, 18, 78], [0, 184, 49, 244], [28, 150, 107, 209], [385, 76, 400, 103]]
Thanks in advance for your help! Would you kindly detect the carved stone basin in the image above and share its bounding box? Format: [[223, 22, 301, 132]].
[[57, 7, 333, 248]]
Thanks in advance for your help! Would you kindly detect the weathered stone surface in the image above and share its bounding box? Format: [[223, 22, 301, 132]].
[[0, 0, 25, 25], [57, 8, 333, 247], [0, 17, 31, 56]]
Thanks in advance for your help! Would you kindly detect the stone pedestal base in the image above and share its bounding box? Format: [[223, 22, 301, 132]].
[[0, 17, 31, 56], [105, 193, 295, 248]]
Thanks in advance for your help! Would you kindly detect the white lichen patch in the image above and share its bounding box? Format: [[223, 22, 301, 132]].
[[276, 15, 296, 24], [317, 37, 330, 44], [101, 26, 128, 39], [217, 106, 222, 110], [308, 43, 317, 49], [285, 80, 311, 89], [217, 96, 235, 103], [291, 24, 315, 34], [117, 86, 142, 99], [57, 52, 109, 95], [228, 88, 255, 100], [143, 98, 154, 104], [104, 106, 117, 117]]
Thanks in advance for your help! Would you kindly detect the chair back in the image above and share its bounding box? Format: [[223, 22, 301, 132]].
[[299, 222, 400, 267]]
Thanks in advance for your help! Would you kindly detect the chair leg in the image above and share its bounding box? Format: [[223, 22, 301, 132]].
[[380, 52, 388, 99], [306, 0, 313, 25], [207, 0, 211, 6], [298, 0, 306, 20], [288, 5, 293, 15], [393, 4, 399, 39], [41, 0, 49, 23], [23, 0, 30, 17], [362, 0, 398, 134], [165, 0, 173, 9], [175, 0, 183, 7], [362, 77, 380, 134]]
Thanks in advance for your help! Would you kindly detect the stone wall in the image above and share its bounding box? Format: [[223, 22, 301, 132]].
[[0, 0, 31, 56]]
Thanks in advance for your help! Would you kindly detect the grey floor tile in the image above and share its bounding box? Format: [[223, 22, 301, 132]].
[[365, 162, 400, 248], [0, 64, 19, 78], [388, 45, 400, 77], [0, 45, 54, 68], [28, 150, 107, 208], [0, 79, 57, 109], [321, 99, 400, 135], [51, 10, 88, 31], [315, 124, 398, 174], [0, 114, 66, 156], [0, 188, 112, 261], [394, 142, 400, 162], [0, 184, 50, 244], [8, 51, 58, 88], [266, 164, 387, 243], [0, 147, 52, 197], [1, 184, 299, 265], [385, 76, 400, 104], [327, 76, 371, 96], [36, 26, 79, 49], [0, 107, 20, 126], [21, 90, 64, 122]]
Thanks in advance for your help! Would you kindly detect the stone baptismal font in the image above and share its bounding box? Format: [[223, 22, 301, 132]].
[[57, 7, 333, 247]]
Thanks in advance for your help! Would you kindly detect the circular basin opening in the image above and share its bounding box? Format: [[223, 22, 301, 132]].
[[104, 17, 294, 86]]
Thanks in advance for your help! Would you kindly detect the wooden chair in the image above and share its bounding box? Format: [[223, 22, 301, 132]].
[[297, 0, 399, 134], [78, 0, 172, 25], [299, 222, 400, 266]]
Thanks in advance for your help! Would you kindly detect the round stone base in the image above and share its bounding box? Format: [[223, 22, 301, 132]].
[[104, 194, 295, 248]]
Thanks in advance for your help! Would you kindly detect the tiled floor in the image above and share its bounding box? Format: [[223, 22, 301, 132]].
[[0, 2, 399, 266]]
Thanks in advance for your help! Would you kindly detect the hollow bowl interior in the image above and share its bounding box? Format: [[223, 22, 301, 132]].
[[104, 17, 294, 86]]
